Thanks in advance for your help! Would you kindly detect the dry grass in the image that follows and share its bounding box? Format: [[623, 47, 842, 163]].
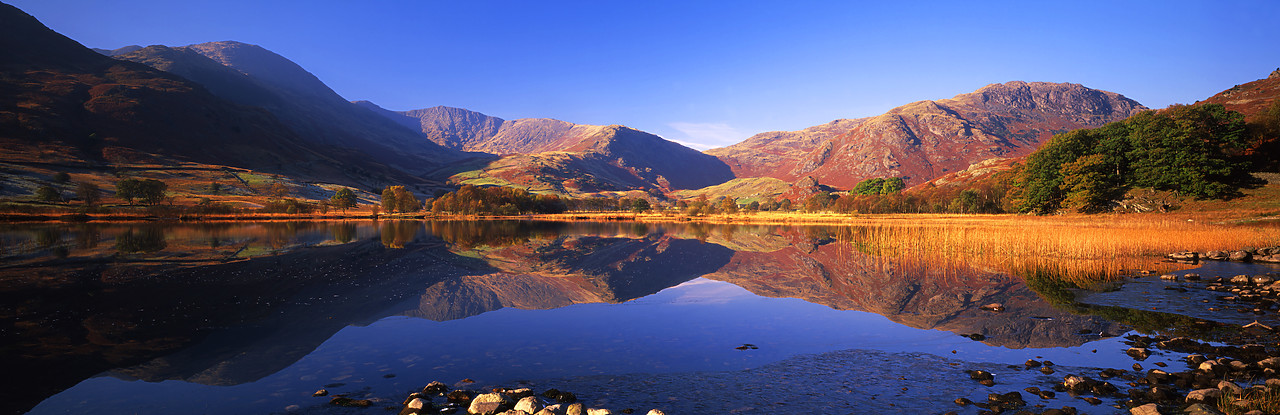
[[825, 214, 1280, 284]]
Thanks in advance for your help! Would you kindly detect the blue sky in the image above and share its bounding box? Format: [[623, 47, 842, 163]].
[[11, 0, 1279, 150]]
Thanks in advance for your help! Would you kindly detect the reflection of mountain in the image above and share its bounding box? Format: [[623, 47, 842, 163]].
[[5, 221, 1122, 415], [0, 227, 491, 414], [408, 233, 736, 320], [409, 223, 1117, 349], [703, 234, 1121, 348]]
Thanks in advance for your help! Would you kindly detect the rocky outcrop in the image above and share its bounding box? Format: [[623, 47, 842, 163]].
[[709, 81, 1145, 188]]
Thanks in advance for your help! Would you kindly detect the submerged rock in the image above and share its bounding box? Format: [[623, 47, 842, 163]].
[[330, 396, 373, 407]]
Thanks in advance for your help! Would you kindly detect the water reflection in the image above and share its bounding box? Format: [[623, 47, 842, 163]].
[[0, 220, 1217, 414]]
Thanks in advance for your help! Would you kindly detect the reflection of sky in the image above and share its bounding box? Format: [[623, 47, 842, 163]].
[[31, 278, 1165, 415]]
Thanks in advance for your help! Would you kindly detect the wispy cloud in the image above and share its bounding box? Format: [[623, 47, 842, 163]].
[[668, 122, 747, 150]]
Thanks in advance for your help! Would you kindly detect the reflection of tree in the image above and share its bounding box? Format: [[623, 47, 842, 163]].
[[380, 221, 420, 249], [429, 221, 566, 250], [331, 222, 356, 244], [262, 222, 301, 250], [115, 227, 167, 253], [75, 225, 99, 250], [35, 228, 62, 248]]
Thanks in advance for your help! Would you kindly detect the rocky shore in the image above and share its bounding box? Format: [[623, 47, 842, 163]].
[[318, 380, 667, 415], [955, 254, 1280, 415], [1167, 247, 1280, 264]]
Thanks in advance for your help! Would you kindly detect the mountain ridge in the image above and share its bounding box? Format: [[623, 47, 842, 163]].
[[113, 41, 464, 177], [359, 101, 736, 193], [709, 81, 1146, 188]]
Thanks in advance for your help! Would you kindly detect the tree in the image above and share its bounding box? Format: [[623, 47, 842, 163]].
[[136, 179, 168, 206], [804, 192, 833, 212], [1059, 153, 1124, 213], [394, 187, 420, 213], [631, 198, 651, 213], [853, 178, 886, 195], [719, 197, 739, 215], [267, 181, 291, 200], [330, 188, 357, 213], [880, 177, 905, 194], [35, 185, 61, 202], [77, 182, 100, 206], [381, 186, 399, 213], [116, 178, 141, 204], [52, 172, 70, 183]]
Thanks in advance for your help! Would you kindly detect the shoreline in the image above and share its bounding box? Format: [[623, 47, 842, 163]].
[[4, 210, 1278, 226]]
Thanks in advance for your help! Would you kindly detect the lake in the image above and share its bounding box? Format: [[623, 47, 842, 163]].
[[3, 220, 1277, 414]]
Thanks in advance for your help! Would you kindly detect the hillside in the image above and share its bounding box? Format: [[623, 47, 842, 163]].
[[1200, 69, 1280, 119], [0, 4, 344, 180], [361, 102, 735, 195], [709, 82, 1145, 189], [114, 42, 462, 176]]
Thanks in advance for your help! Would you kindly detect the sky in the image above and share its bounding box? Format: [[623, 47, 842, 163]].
[[11, 0, 1280, 150]]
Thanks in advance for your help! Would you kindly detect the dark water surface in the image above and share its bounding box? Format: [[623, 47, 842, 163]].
[[1, 220, 1272, 414]]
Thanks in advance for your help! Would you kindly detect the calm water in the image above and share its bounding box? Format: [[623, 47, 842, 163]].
[[2, 220, 1275, 414]]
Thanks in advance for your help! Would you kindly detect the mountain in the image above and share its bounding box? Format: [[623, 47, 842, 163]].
[[0, 3, 372, 182], [113, 41, 462, 176], [360, 102, 736, 193], [708, 81, 1146, 188]]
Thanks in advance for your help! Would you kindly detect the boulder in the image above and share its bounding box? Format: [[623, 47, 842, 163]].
[[1127, 347, 1151, 360], [1129, 403, 1162, 415], [514, 397, 543, 415], [645, 411, 666, 415], [1169, 251, 1199, 261], [1205, 251, 1228, 260], [1218, 380, 1244, 395], [1231, 275, 1252, 284], [407, 398, 429, 410], [536, 404, 563, 415], [1159, 274, 1179, 281], [1184, 403, 1227, 415], [586, 409, 612, 415], [469, 393, 514, 415], [1256, 255, 1280, 263], [314, 389, 329, 397], [566, 403, 585, 415], [424, 381, 449, 394], [1186, 388, 1222, 403], [1229, 250, 1252, 262], [1253, 275, 1276, 285]]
